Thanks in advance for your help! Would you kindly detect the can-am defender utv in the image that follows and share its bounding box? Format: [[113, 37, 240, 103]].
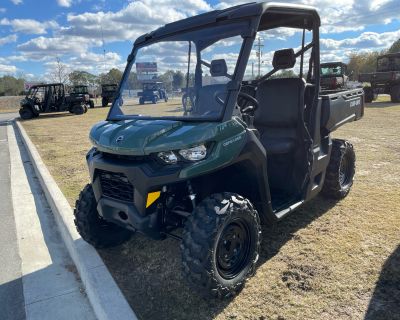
[[138, 81, 168, 104], [71, 85, 95, 109], [74, 2, 364, 298], [19, 83, 89, 119]]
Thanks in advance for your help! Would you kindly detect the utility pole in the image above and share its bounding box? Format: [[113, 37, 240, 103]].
[[254, 37, 264, 78]]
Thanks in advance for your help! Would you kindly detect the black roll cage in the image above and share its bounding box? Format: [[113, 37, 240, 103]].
[[107, 2, 321, 122]]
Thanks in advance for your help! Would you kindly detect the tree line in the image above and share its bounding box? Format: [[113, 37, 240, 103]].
[[347, 38, 400, 80]]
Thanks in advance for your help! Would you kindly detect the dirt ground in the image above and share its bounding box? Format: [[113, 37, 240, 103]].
[[0, 96, 23, 113], [21, 98, 400, 320]]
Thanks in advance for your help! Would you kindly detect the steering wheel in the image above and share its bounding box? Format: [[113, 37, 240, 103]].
[[214, 91, 259, 113]]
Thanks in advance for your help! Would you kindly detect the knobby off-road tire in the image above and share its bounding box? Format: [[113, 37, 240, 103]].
[[181, 193, 261, 299], [72, 104, 85, 115], [19, 107, 34, 120], [390, 84, 400, 103], [363, 87, 374, 103], [102, 97, 108, 107], [322, 139, 356, 199], [74, 184, 132, 248]]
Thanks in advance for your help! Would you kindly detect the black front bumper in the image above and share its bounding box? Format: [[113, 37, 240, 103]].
[[87, 148, 184, 238]]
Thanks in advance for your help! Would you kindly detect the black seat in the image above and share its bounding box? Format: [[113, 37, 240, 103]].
[[254, 77, 305, 154]]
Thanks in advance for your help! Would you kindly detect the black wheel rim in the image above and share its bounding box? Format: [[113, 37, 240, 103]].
[[339, 153, 353, 187], [216, 218, 253, 280]]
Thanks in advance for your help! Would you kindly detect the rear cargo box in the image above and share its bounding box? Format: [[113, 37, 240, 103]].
[[320, 88, 364, 132]]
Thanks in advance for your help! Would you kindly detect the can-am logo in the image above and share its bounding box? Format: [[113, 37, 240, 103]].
[[116, 135, 124, 143]]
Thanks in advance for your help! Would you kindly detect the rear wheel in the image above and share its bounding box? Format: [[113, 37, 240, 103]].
[[390, 84, 400, 103], [322, 139, 355, 199], [19, 106, 34, 120], [74, 184, 132, 248], [102, 97, 108, 107], [181, 193, 261, 298], [363, 87, 374, 103]]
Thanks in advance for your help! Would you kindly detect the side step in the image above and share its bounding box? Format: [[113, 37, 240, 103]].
[[274, 200, 304, 220]]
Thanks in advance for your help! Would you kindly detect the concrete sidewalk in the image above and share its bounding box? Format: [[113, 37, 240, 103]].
[[7, 122, 96, 320]]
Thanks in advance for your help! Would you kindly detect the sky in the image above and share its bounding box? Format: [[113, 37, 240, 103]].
[[0, 0, 399, 80]]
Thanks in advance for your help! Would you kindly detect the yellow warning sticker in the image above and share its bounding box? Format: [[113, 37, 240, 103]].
[[146, 191, 161, 208]]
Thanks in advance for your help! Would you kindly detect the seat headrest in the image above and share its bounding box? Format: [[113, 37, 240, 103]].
[[272, 49, 296, 70]]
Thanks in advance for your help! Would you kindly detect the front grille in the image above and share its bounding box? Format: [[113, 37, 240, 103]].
[[98, 170, 134, 202]]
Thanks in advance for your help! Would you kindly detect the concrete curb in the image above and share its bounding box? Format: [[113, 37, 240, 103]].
[[15, 121, 137, 320]]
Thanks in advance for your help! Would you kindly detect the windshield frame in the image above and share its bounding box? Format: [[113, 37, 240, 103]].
[[107, 19, 257, 123]]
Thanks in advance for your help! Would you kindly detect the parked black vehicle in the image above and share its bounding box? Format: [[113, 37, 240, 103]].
[[359, 52, 400, 103], [101, 84, 117, 107], [71, 85, 95, 109], [320, 62, 349, 90], [138, 81, 168, 104], [74, 2, 364, 298], [19, 83, 89, 120]]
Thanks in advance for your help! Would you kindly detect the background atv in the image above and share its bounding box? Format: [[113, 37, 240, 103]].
[[138, 81, 168, 104], [359, 52, 400, 103], [101, 84, 117, 107], [19, 83, 89, 120], [70, 85, 95, 109], [74, 3, 364, 299], [320, 62, 349, 90]]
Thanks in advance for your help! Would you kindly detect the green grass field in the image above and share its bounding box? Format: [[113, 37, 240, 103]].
[[21, 99, 400, 320]]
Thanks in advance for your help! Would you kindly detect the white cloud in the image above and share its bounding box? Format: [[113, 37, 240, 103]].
[[17, 36, 101, 60], [57, 0, 72, 8], [0, 18, 58, 34], [10, 0, 22, 5], [0, 7, 6, 13], [321, 30, 400, 51], [0, 64, 17, 74], [61, 0, 211, 42], [0, 34, 17, 46]]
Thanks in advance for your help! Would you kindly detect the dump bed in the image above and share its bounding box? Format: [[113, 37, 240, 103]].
[[320, 88, 364, 132], [359, 71, 399, 83]]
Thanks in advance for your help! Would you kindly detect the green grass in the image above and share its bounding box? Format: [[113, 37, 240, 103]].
[[21, 100, 400, 320]]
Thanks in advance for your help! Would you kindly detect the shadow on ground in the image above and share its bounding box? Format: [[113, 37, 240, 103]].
[[365, 101, 400, 108], [365, 245, 400, 320], [99, 195, 337, 320]]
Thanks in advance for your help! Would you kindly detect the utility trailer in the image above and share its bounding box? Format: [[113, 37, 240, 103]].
[[359, 52, 400, 103], [74, 2, 364, 298]]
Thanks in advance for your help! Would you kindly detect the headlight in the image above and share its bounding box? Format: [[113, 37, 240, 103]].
[[157, 151, 178, 164], [179, 144, 207, 161]]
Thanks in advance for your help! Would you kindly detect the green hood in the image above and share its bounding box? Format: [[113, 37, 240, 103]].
[[89, 119, 238, 155]]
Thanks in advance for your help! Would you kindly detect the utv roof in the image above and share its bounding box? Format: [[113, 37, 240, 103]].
[[378, 52, 400, 58], [321, 62, 347, 67], [135, 2, 320, 45], [30, 83, 63, 88]]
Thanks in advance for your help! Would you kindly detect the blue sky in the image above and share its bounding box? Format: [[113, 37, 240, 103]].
[[0, 0, 399, 80]]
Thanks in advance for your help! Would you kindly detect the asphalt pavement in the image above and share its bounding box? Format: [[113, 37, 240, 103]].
[[0, 112, 96, 320]]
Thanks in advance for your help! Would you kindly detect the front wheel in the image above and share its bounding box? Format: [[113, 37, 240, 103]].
[[363, 87, 374, 103], [72, 104, 85, 115], [181, 193, 261, 299], [19, 106, 34, 120], [322, 139, 355, 199], [74, 184, 132, 248]]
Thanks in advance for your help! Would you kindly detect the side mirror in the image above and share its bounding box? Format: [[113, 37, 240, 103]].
[[210, 59, 228, 77]]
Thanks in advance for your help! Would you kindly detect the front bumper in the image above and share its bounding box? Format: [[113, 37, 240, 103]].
[[87, 148, 183, 237]]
